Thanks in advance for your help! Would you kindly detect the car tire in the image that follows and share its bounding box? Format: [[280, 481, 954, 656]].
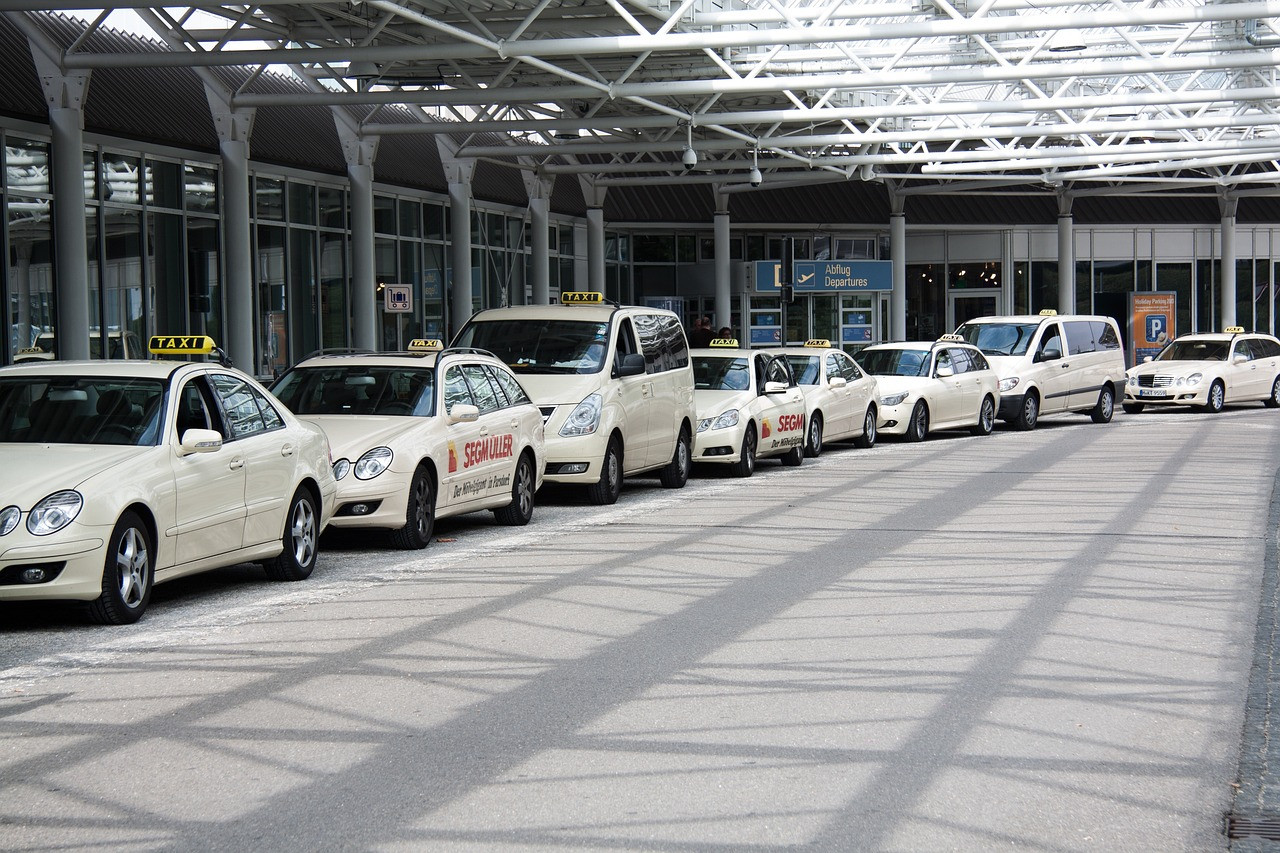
[[494, 453, 535, 526], [804, 413, 823, 458], [904, 400, 929, 442], [262, 487, 319, 580], [1201, 380, 1225, 414], [780, 441, 804, 466], [730, 425, 757, 478], [587, 436, 623, 505], [853, 406, 877, 449], [971, 394, 996, 436], [658, 427, 691, 488], [1090, 385, 1115, 424], [389, 466, 435, 549], [1013, 391, 1039, 431], [1265, 377, 1280, 408], [87, 511, 153, 625], [1122, 402, 1145, 414]]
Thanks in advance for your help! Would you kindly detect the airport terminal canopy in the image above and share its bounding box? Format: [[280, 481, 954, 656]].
[[9, 0, 1280, 207]]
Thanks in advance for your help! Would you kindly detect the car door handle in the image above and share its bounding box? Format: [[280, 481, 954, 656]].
[[280, 443, 295, 457], [1060, 363, 1071, 368], [509, 418, 520, 429], [229, 457, 245, 470], [479, 427, 490, 436]]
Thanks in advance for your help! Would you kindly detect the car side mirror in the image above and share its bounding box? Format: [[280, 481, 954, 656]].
[[935, 365, 954, 378], [448, 403, 480, 424], [1037, 346, 1061, 362], [178, 427, 223, 456], [616, 352, 646, 377], [828, 376, 847, 388], [1234, 354, 1248, 365], [1142, 355, 1153, 363], [763, 380, 788, 395]]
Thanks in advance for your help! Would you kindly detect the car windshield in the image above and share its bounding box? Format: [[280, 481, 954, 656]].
[[693, 356, 751, 390], [1157, 339, 1228, 361], [0, 376, 164, 445], [858, 348, 929, 377], [272, 366, 434, 416], [955, 321, 1041, 356], [784, 355, 822, 385], [454, 319, 608, 374]]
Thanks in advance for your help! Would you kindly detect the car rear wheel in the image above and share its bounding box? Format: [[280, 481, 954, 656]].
[[1090, 385, 1115, 424], [494, 453, 535, 526], [390, 467, 435, 549], [971, 394, 995, 436], [658, 427, 691, 488], [263, 487, 319, 579], [87, 511, 152, 625], [587, 436, 623, 505], [1122, 402, 1145, 414], [804, 413, 823, 458], [730, 425, 757, 478], [1266, 377, 1280, 408], [1201, 380, 1225, 413], [853, 406, 877, 449], [904, 400, 929, 442], [780, 441, 804, 466]]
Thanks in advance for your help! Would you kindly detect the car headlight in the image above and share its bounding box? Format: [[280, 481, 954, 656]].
[[353, 447, 393, 480], [0, 505, 20, 536], [27, 491, 82, 536], [1186, 372, 1202, 386], [881, 391, 910, 406], [333, 458, 351, 481], [560, 393, 602, 437], [703, 410, 740, 431], [998, 377, 1020, 393]]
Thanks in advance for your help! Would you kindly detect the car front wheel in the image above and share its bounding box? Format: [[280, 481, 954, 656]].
[[587, 437, 623, 505], [730, 426, 757, 478], [87, 511, 153, 625], [904, 400, 929, 442], [1201, 380, 1225, 414], [658, 428, 691, 488]]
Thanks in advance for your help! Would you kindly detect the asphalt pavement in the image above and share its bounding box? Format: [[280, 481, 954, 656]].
[[3, 403, 1280, 851]]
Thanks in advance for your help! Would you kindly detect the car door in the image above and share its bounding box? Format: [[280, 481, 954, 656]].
[[754, 354, 805, 453], [823, 353, 856, 437], [460, 363, 520, 503], [1033, 322, 1072, 414], [207, 372, 296, 549], [1229, 338, 1265, 400], [439, 364, 490, 511], [613, 317, 653, 470], [1062, 320, 1102, 410], [169, 375, 247, 565], [947, 347, 982, 421], [930, 348, 964, 425]]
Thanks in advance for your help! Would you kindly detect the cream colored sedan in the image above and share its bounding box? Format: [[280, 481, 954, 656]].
[[1124, 329, 1280, 413], [690, 341, 808, 477], [0, 344, 337, 624], [858, 338, 1001, 441], [271, 344, 545, 549], [766, 340, 881, 457]]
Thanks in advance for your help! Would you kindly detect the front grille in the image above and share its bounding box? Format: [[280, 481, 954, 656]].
[[1137, 374, 1173, 388]]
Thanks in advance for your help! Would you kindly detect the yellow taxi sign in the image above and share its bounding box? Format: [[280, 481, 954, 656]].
[[1038, 309, 1058, 316], [1225, 326, 1245, 334], [17, 346, 43, 354], [710, 338, 740, 347], [149, 335, 215, 355], [407, 338, 443, 352], [561, 291, 604, 305], [937, 333, 965, 342], [804, 339, 831, 348]]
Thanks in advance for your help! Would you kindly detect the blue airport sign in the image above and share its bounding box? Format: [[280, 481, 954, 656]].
[[754, 260, 891, 292]]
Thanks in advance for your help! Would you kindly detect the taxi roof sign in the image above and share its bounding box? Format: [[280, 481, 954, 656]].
[[804, 339, 831, 348], [149, 335, 215, 355], [407, 338, 443, 352], [1225, 326, 1245, 334], [561, 291, 604, 304], [937, 333, 965, 342], [1038, 309, 1058, 316], [709, 338, 740, 347]]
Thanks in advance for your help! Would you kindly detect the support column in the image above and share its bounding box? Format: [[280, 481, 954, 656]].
[[219, 137, 254, 371], [449, 178, 473, 336], [348, 160, 377, 350], [586, 208, 605, 293], [890, 198, 907, 342], [1057, 194, 1075, 315], [714, 198, 731, 332], [49, 107, 90, 360], [523, 172, 553, 306], [1221, 196, 1239, 329]]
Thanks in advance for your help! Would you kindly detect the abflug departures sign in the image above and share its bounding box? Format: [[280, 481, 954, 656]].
[[753, 260, 892, 292]]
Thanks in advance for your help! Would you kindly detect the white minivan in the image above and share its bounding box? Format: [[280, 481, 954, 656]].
[[954, 310, 1127, 429], [453, 293, 696, 505]]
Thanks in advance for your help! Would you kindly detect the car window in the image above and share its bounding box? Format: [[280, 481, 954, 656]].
[[176, 378, 222, 439], [968, 349, 991, 371], [835, 353, 864, 381], [209, 373, 276, 439], [461, 364, 502, 413], [956, 321, 1040, 356], [1064, 321, 1096, 354], [1094, 321, 1121, 350], [693, 355, 750, 390], [784, 354, 821, 385], [759, 354, 790, 387], [443, 366, 474, 413], [0, 376, 163, 445], [1261, 338, 1280, 358], [455, 318, 609, 375], [824, 354, 842, 381], [634, 313, 689, 375], [614, 317, 640, 375], [488, 365, 532, 407], [1159, 339, 1227, 360], [934, 349, 953, 375], [859, 347, 927, 377], [948, 348, 973, 373], [1037, 324, 1063, 358], [1233, 339, 1255, 361]]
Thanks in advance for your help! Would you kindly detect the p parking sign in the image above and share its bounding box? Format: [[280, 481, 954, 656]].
[[384, 284, 412, 313]]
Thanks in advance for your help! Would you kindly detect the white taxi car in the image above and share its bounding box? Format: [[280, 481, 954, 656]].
[[691, 339, 808, 476], [271, 341, 545, 549], [0, 336, 337, 624], [858, 336, 1000, 441], [765, 339, 880, 457], [1124, 327, 1280, 413]]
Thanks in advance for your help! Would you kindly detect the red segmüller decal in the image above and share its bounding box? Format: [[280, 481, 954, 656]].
[[464, 434, 514, 468], [778, 413, 805, 432]]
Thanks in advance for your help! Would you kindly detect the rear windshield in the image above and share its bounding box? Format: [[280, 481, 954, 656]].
[[1157, 339, 1228, 361], [272, 366, 434, 416], [0, 375, 164, 445], [955, 321, 1042, 356], [858, 348, 929, 377], [693, 356, 751, 390], [455, 319, 609, 375]]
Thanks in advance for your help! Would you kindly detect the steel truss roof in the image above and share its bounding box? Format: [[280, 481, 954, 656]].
[[10, 0, 1280, 203]]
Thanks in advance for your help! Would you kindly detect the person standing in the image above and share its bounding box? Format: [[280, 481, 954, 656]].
[[688, 315, 715, 348]]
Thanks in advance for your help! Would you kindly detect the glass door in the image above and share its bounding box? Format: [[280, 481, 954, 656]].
[[947, 288, 1001, 333]]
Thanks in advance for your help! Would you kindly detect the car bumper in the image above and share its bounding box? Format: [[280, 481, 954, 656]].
[[1124, 387, 1207, 406], [325, 474, 410, 530], [0, 534, 108, 602], [541, 431, 611, 483], [875, 401, 913, 435], [694, 422, 748, 465], [997, 392, 1025, 420]]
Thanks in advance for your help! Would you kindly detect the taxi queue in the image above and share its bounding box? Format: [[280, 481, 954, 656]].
[[2, 295, 1279, 625]]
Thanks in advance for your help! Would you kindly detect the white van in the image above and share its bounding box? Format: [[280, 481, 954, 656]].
[[453, 293, 696, 505], [954, 311, 1126, 429]]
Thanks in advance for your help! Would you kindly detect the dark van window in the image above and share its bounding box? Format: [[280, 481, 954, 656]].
[[1064, 321, 1096, 354], [1093, 321, 1121, 350], [634, 313, 690, 374]]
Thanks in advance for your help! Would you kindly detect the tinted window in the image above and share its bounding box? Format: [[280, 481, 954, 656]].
[[1037, 324, 1064, 359], [1233, 340, 1255, 361], [859, 347, 928, 377], [1259, 338, 1280, 358], [784, 354, 822, 385], [1064, 321, 1096, 354], [947, 348, 973, 373], [209, 373, 274, 439], [455, 318, 608, 375], [489, 366, 532, 406], [634, 313, 689, 374], [1094, 321, 1121, 350], [967, 349, 991, 371], [443, 366, 473, 413], [835, 353, 864, 381], [272, 366, 434, 416], [461, 364, 502, 413], [0, 375, 164, 445], [956, 321, 1041, 356]]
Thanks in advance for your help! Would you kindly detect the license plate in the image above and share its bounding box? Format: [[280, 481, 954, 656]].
[[1138, 389, 1168, 398]]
